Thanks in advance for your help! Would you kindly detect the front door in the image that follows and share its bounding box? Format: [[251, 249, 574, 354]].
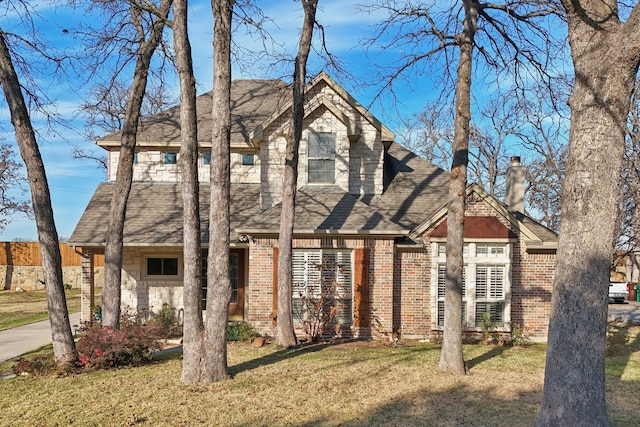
[[201, 248, 246, 319]]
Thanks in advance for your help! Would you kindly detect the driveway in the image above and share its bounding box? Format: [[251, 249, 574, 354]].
[[0, 312, 82, 363], [608, 300, 640, 325]]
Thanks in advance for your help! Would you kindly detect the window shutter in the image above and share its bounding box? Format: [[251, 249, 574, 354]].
[[353, 248, 370, 327], [272, 247, 278, 326]]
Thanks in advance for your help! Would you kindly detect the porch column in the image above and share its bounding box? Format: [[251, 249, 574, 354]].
[[81, 249, 95, 323]]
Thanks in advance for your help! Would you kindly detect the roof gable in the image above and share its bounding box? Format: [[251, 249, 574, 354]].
[[429, 216, 516, 239], [250, 72, 395, 145], [410, 183, 558, 248]]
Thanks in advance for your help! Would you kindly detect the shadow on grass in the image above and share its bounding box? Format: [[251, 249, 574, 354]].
[[466, 344, 509, 370], [229, 338, 369, 377]]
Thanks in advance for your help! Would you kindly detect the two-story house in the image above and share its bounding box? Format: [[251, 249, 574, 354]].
[[70, 72, 557, 340]]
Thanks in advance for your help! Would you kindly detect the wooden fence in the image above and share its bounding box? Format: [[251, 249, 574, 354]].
[[0, 242, 105, 267]]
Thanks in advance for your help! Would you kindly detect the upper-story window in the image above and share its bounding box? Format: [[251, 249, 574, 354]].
[[164, 152, 177, 165], [203, 152, 211, 166], [308, 132, 335, 184], [242, 153, 255, 166], [133, 152, 138, 165]]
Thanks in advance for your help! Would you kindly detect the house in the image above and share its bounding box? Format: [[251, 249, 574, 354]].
[[69, 72, 557, 340]]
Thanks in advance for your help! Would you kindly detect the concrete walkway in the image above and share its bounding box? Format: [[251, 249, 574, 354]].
[[0, 312, 82, 363]]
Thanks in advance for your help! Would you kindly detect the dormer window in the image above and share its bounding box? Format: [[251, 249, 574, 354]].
[[308, 132, 335, 184], [164, 152, 177, 165]]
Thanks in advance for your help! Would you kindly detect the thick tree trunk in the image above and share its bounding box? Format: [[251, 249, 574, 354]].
[[537, 2, 640, 425], [204, 0, 234, 383], [173, 0, 205, 384], [438, 0, 475, 375], [276, 0, 319, 348], [102, 0, 173, 329], [0, 30, 77, 366]]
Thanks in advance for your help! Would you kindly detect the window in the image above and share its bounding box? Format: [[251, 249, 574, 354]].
[[203, 152, 211, 165], [164, 152, 177, 165], [308, 132, 335, 183], [475, 265, 505, 326], [436, 264, 467, 327], [433, 242, 510, 329], [241, 153, 255, 166], [146, 257, 179, 277], [133, 152, 138, 165], [292, 249, 352, 325], [476, 243, 506, 257]]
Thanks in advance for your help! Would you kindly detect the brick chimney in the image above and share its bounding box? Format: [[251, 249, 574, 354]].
[[505, 156, 525, 213]]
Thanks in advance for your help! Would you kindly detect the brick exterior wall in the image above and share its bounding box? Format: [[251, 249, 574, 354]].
[[246, 236, 395, 338], [390, 195, 556, 341]]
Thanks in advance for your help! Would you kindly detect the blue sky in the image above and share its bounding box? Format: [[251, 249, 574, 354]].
[[0, 0, 445, 241]]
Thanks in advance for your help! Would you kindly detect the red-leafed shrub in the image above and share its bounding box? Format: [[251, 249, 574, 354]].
[[77, 323, 161, 370]]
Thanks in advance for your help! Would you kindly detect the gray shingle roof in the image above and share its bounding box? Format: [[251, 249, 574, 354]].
[[372, 143, 450, 230], [69, 183, 261, 246], [97, 80, 290, 148], [238, 186, 407, 235]]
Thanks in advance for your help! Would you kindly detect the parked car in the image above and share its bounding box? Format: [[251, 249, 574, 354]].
[[609, 282, 629, 304]]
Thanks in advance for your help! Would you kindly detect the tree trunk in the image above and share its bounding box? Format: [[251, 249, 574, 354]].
[[537, 3, 640, 425], [102, 0, 173, 329], [173, 0, 205, 384], [437, 0, 476, 375], [276, 0, 319, 348], [204, 0, 234, 383], [0, 30, 77, 366]]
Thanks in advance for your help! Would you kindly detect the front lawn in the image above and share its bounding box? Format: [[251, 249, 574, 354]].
[[1, 325, 639, 426], [0, 289, 98, 330]]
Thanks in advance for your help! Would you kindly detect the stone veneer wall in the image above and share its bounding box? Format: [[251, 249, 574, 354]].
[[109, 150, 261, 184], [120, 247, 184, 315], [1, 265, 104, 291], [259, 81, 384, 210]]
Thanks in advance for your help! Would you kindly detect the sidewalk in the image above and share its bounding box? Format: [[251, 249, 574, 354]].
[[0, 312, 82, 363]]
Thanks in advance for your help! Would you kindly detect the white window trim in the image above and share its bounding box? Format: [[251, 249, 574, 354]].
[[292, 248, 353, 325], [307, 131, 336, 184], [431, 241, 512, 331]]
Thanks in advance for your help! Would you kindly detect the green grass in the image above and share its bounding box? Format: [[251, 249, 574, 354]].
[[1, 329, 639, 426], [0, 289, 98, 330]]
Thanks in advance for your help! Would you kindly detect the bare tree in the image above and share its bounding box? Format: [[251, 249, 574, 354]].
[[100, 0, 173, 329], [203, 0, 234, 383], [0, 143, 32, 230], [615, 79, 640, 255], [75, 80, 175, 172], [363, 0, 562, 374], [0, 29, 77, 366], [169, 0, 205, 384], [537, 2, 640, 425], [437, 0, 476, 375], [275, 0, 319, 348]]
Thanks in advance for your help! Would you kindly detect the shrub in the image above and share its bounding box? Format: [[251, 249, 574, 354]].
[[227, 321, 256, 341], [12, 356, 57, 377], [509, 323, 530, 347], [146, 304, 183, 339], [77, 323, 161, 370]]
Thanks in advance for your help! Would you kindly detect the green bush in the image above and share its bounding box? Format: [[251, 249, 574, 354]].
[[227, 321, 256, 341]]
